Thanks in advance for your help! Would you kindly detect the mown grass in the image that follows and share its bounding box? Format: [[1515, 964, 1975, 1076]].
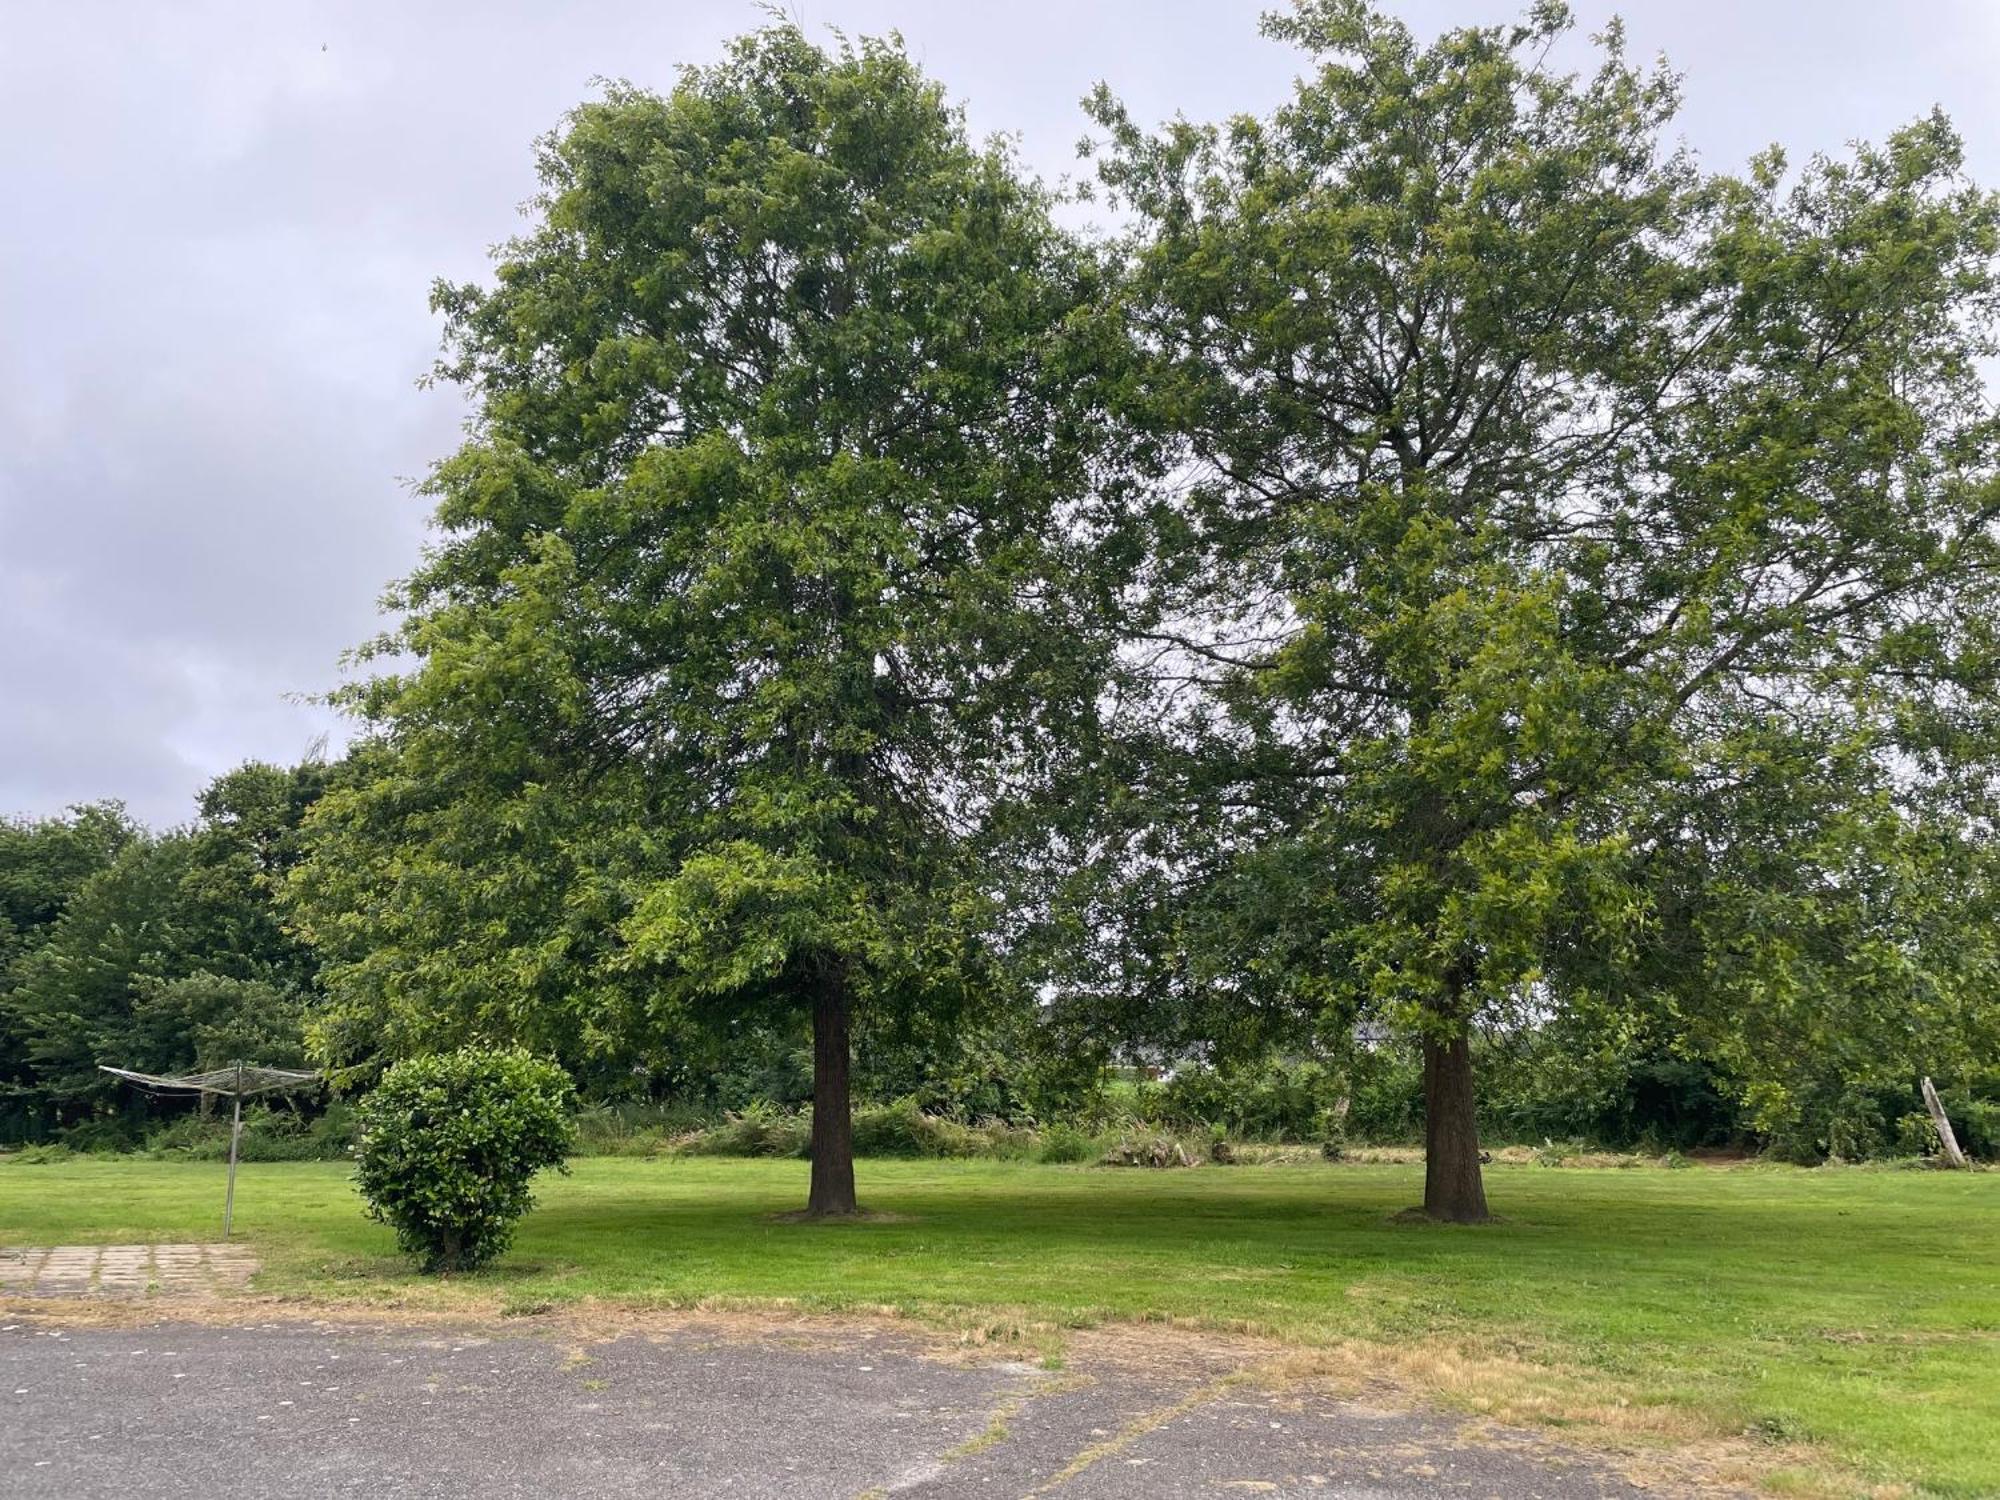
[[0, 1155, 1992, 1496]]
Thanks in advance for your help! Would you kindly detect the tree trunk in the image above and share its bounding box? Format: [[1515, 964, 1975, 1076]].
[[1922, 1076, 1969, 1169], [807, 958, 858, 1216], [1422, 1028, 1490, 1223]]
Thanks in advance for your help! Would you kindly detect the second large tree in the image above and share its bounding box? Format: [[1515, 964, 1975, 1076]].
[[1087, 1, 2000, 1220]]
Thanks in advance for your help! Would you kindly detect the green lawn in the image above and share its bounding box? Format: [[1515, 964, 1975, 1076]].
[[2, 1156, 1993, 1496]]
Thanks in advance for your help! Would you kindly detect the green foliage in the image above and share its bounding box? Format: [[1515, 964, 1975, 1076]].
[[852, 1097, 1037, 1160], [353, 1047, 576, 1273], [1752, 1067, 2000, 1165], [675, 1101, 810, 1159], [1034, 1121, 1100, 1164], [672, 1099, 1041, 1161], [1472, 1021, 1739, 1152], [849, 1096, 959, 1158], [180, 761, 330, 998], [15, 7, 2000, 1196], [131, 974, 309, 1074], [6, 834, 208, 1114], [1960, 1097, 2000, 1159], [627, 1003, 1093, 1126], [855, 1004, 1104, 1125], [287, 23, 1119, 1122], [1155, 1059, 1348, 1142], [570, 1099, 717, 1157], [2, 1142, 75, 1165], [1, 763, 328, 1139], [0, 802, 136, 969], [1344, 1046, 1426, 1144], [147, 1100, 355, 1163]]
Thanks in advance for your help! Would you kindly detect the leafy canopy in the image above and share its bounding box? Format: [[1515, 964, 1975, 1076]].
[[1077, 0, 2000, 1108], [289, 24, 1118, 1074]]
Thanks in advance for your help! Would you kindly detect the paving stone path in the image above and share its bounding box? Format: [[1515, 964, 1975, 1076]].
[[0, 1244, 258, 1298]]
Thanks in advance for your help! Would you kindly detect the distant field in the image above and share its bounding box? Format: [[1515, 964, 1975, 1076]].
[[2, 1155, 1993, 1497]]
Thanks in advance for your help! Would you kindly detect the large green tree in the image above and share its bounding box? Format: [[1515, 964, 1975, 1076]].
[[288, 26, 1114, 1214], [1085, 1, 2000, 1218]]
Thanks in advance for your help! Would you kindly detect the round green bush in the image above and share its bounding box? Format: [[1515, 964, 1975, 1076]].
[[354, 1047, 576, 1273]]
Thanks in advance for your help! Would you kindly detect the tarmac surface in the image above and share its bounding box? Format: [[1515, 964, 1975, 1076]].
[[0, 1309, 1683, 1499]]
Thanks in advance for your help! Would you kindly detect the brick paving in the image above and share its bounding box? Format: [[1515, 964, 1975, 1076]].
[[0, 1244, 258, 1298]]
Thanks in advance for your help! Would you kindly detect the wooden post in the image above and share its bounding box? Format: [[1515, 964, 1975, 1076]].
[[1921, 1077, 1969, 1169], [222, 1062, 244, 1238]]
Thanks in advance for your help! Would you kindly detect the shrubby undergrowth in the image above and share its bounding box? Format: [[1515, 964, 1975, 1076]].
[[10, 1039, 1993, 1170], [146, 1100, 357, 1162], [14, 1045, 1992, 1168]]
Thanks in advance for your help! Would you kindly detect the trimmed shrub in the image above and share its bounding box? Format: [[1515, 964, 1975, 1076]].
[[354, 1047, 576, 1273]]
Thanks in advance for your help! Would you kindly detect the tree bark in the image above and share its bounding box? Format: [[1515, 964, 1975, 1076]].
[[1422, 1028, 1490, 1222], [807, 958, 858, 1216]]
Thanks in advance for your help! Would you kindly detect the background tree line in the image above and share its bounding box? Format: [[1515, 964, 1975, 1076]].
[[6, 4, 2000, 1211], [0, 763, 325, 1143]]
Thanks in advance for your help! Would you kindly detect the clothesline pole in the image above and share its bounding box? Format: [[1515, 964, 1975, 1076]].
[[222, 1061, 244, 1240]]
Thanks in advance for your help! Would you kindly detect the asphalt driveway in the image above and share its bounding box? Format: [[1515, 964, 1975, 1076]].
[[0, 1310, 1686, 1499]]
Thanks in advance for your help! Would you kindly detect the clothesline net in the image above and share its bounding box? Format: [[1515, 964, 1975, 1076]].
[[97, 1064, 321, 1099]]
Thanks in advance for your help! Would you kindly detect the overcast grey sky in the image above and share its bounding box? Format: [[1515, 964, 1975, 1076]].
[[4, 1, 1997, 827]]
